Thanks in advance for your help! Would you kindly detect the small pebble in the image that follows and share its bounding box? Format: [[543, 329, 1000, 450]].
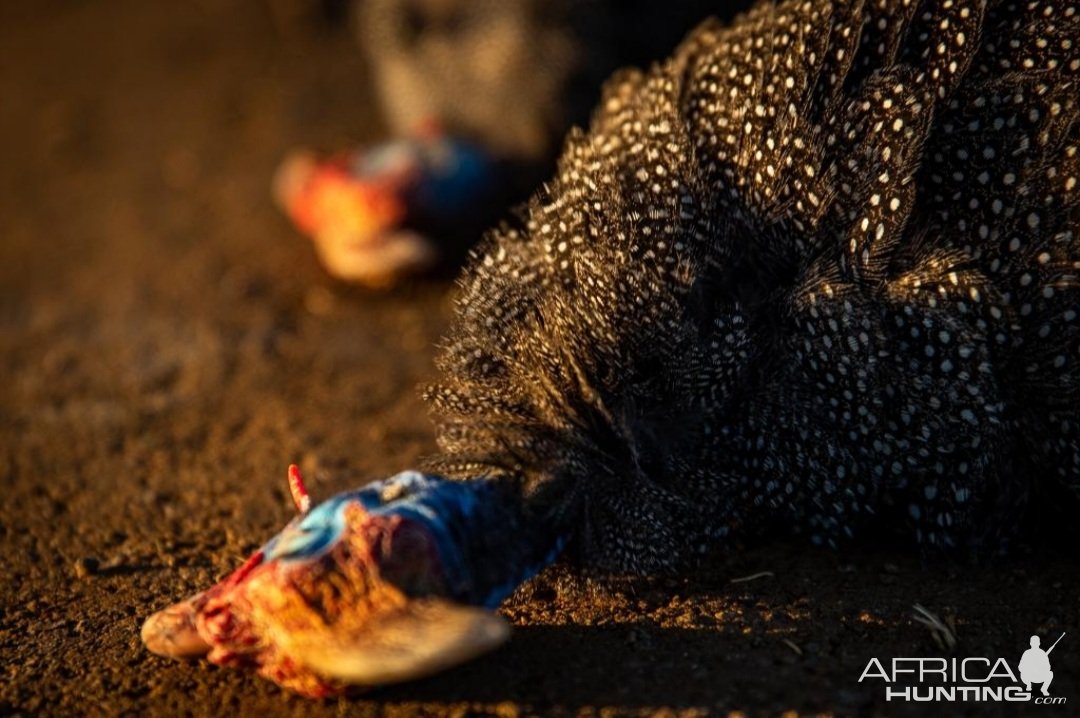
[[74, 557, 99, 578]]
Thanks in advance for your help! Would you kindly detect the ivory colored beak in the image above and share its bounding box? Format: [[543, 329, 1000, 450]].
[[272, 150, 316, 212], [312, 228, 438, 288], [141, 596, 211, 659]]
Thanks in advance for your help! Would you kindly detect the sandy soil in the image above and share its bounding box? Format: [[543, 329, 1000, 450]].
[[1, 2, 1077, 716]]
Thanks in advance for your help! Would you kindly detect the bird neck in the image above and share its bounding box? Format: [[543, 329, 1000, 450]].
[[372, 473, 564, 608]]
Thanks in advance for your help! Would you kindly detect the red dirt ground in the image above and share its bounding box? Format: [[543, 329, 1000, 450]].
[[1, 2, 1077, 716]]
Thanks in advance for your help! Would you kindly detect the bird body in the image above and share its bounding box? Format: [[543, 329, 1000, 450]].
[[144, 0, 1080, 697], [427, 0, 1080, 567]]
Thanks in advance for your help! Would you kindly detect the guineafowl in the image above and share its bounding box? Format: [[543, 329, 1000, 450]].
[[142, 0, 1079, 697], [358, 0, 722, 163]]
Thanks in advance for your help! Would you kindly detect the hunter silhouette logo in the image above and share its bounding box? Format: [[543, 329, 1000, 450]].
[[1020, 633, 1065, 697], [859, 631, 1068, 704]]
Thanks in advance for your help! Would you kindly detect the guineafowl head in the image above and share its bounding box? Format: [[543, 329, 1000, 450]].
[[140, 468, 513, 697]]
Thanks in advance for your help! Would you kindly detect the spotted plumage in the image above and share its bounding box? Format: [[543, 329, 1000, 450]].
[[426, 0, 1080, 571]]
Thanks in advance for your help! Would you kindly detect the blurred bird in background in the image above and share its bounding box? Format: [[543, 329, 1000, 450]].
[[273, 0, 720, 287]]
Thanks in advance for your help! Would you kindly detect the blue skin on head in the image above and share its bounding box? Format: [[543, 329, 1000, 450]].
[[259, 472, 547, 608], [349, 138, 495, 220]]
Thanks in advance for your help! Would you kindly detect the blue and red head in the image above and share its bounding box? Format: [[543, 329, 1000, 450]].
[[141, 468, 528, 697]]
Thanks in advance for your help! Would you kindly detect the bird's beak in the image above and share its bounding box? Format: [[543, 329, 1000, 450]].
[[142, 547, 266, 661], [141, 594, 211, 659]]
